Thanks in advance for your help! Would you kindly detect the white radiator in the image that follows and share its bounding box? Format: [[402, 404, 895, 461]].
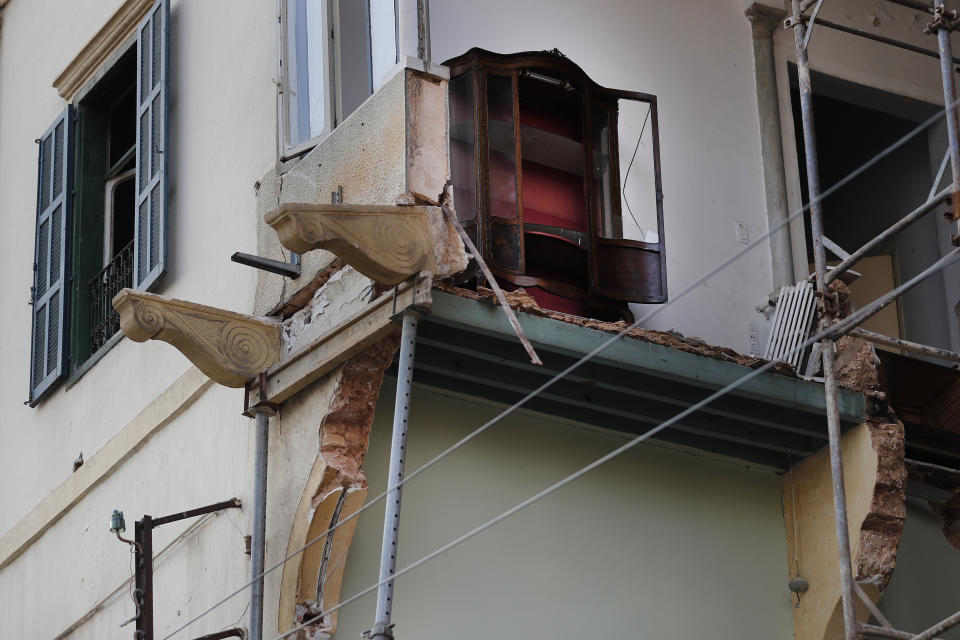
[[764, 282, 817, 371]]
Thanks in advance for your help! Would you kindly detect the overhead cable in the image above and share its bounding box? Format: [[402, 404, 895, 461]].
[[162, 94, 960, 640], [278, 247, 960, 640]]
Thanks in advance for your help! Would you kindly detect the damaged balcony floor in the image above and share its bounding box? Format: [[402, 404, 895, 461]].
[[395, 290, 867, 471]]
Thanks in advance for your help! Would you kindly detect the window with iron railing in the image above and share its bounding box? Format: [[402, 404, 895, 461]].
[[88, 240, 134, 354]]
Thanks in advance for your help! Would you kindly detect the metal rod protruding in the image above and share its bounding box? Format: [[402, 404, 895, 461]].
[[789, 2, 859, 638], [369, 312, 419, 640]]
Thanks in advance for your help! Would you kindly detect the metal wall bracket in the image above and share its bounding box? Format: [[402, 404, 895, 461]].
[[231, 252, 301, 279]]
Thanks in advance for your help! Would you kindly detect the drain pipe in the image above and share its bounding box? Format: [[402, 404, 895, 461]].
[[365, 312, 419, 640], [249, 405, 272, 640]]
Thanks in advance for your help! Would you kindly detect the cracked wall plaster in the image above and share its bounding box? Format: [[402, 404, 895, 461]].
[[276, 334, 401, 635]]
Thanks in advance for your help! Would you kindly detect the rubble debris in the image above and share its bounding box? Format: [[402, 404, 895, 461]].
[[835, 336, 883, 396], [434, 281, 776, 369]]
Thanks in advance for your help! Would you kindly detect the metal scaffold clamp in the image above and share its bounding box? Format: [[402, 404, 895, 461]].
[[362, 622, 395, 640], [926, 4, 960, 33]]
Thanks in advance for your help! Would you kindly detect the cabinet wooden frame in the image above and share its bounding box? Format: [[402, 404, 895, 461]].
[[446, 48, 667, 312]]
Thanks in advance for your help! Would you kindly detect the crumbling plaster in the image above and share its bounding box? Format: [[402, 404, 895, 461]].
[[276, 335, 400, 637]]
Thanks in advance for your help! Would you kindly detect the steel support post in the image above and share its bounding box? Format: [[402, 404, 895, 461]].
[[935, 0, 960, 228], [134, 516, 154, 640], [249, 407, 271, 640], [367, 312, 419, 640], [789, 3, 859, 638]]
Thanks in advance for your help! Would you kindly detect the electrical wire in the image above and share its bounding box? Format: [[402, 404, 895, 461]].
[[621, 104, 652, 235], [53, 513, 218, 639], [278, 247, 960, 640], [280, 249, 960, 639], [163, 93, 960, 640]]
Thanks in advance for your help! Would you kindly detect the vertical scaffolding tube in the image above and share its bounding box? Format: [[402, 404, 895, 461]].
[[935, 0, 960, 230], [369, 312, 419, 640], [249, 408, 270, 640], [789, 3, 859, 639]]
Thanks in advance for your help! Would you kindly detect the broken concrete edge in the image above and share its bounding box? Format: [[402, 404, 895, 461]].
[[782, 421, 906, 640], [277, 334, 401, 635], [433, 281, 779, 370], [112, 288, 282, 388], [245, 272, 432, 412]]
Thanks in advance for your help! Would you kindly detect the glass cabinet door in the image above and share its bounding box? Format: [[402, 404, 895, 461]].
[[589, 89, 666, 303], [484, 73, 522, 272]]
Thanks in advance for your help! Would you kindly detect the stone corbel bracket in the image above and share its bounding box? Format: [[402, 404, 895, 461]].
[[265, 203, 466, 284], [113, 289, 282, 388]]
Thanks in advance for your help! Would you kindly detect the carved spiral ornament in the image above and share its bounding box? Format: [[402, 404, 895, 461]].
[[219, 321, 276, 372], [133, 299, 166, 336], [112, 289, 282, 387], [266, 205, 435, 285], [374, 217, 423, 272]]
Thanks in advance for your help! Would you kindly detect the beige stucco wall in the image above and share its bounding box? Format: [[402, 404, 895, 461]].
[[332, 380, 795, 639]]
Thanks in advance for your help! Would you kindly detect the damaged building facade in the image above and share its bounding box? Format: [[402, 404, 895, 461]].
[[2, 0, 960, 639]]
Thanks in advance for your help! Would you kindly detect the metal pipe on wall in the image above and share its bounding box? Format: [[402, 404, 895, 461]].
[[368, 312, 419, 640], [249, 407, 271, 640], [788, 3, 859, 638]]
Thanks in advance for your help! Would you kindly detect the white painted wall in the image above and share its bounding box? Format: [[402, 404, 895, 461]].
[[430, 0, 774, 352], [332, 380, 795, 639], [0, 0, 277, 533]]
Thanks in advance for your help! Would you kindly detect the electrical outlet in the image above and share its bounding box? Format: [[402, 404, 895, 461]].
[[748, 321, 761, 357], [735, 220, 749, 244]]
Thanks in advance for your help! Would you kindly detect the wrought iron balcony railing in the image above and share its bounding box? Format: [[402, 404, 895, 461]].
[[89, 241, 134, 354]]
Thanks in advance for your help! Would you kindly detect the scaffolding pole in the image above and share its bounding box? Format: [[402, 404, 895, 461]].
[[789, 3, 858, 638], [788, 0, 960, 638]]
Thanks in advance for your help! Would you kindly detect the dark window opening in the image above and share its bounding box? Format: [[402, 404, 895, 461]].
[[75, 46, 137, 359], [446, 49, 666, 321], [788, 65, 959, 355]]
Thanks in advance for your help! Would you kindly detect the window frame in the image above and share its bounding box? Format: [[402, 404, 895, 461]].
[[28, 0, 170, 403], [279, 0, 399, 161]]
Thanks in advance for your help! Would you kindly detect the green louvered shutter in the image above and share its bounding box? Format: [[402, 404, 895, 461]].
[[134, 0, 169, 291], [29, 107, 73, 404]]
